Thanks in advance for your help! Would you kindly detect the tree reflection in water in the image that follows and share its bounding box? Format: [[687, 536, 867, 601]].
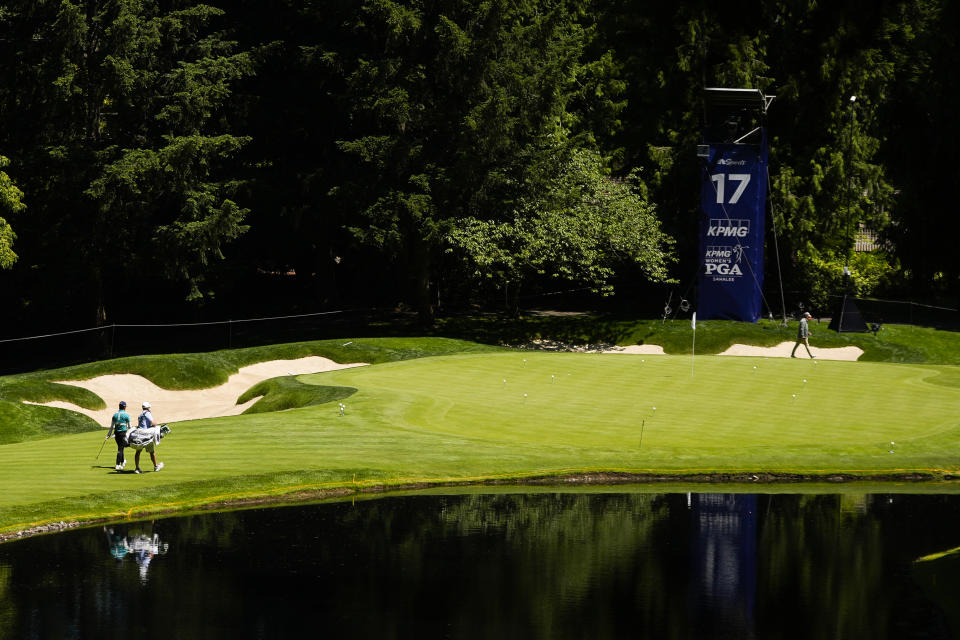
[[0, 492, 958, 639]]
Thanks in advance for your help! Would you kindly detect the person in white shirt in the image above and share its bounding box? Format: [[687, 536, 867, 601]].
[[133, 401, 165, 473]]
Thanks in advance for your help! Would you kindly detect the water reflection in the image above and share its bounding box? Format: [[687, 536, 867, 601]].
[[692, 494, 757, 639], [0, 492, 958, 639], [103, 523, 169, 583]]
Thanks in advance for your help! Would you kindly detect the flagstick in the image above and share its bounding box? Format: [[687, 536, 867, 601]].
[[691, 330, 696, 377], [691, 311, 697, 378]]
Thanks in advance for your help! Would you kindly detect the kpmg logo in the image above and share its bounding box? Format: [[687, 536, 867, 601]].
[[707, 219, 750, 238], [717, 159, 747, 166], [704, 248, 732, 258]]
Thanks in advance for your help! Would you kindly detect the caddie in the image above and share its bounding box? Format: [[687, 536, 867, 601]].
[[133, 401, 165, 473]]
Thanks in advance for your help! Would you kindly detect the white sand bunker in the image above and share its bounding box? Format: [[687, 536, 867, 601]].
[[30, 356, 367, 426], [603, 342, 862, 360], [602, 345, 666, 355], [719, 341, 863, 360]]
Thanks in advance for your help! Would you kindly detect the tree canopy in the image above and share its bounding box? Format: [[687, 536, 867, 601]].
[[0, 0, 956, 333], [0, 155, 26, 269]]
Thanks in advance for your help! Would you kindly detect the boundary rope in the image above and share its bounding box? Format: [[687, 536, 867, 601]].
[[0, 309, 349, 344]]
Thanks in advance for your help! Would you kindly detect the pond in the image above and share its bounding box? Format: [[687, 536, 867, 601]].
[[1, 490, 959, 639]]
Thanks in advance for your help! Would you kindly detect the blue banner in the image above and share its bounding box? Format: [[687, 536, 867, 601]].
[[697, 138, 768, 322]]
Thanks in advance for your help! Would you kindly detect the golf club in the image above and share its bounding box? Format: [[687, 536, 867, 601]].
[[96, 435, 108, 460]]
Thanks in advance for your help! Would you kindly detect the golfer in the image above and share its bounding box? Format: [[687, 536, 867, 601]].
[[104, 401, 131, 470], [791, 311, 814, 358], [134, 402, 165, 473]]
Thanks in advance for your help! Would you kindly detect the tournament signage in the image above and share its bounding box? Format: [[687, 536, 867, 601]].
[[697, 138, 768, 322]]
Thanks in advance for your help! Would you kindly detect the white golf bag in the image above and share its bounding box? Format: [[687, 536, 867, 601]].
[[126, 424, 170, 451]]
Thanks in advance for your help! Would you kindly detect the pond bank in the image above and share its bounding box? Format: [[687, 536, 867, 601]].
[[4, 469, 959, 544]]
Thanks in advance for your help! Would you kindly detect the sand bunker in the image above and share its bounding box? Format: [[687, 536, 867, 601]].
[[29, 356, 367, 427], [605, 342, 862, 361], [602, 345, 666, 355], [719, 341, 863, 360]]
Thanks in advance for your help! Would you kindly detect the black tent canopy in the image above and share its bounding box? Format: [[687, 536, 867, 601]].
[[828, 295, 869, 333]]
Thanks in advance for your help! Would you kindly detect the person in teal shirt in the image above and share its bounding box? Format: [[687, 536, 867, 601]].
[[104, 401, 131, 471]]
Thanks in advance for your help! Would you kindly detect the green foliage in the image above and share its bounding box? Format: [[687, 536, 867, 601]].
[[333, 0, 628, 317], [597, 1, 913, 308], [756, 5, 906, 305], [0, 1, 254, 321], [448, 144, 674, 310], [879, 0, 960, 301], [0, 156, 26, 269], [0, 0, 957, 328], [795, 248, 900, 311]]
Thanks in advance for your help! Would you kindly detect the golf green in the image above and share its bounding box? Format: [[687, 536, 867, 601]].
[[313, 352, 960, 464], [1, 351, 958, 535]]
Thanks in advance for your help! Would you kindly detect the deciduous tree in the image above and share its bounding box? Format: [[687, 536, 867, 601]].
[[448, 143, 673, 314], [0, 156, 26, 269]]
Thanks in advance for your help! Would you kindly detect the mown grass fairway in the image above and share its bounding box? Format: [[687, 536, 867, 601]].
[[1, 345, 959, 536]]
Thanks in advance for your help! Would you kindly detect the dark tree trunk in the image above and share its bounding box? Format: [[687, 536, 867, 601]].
[[410, 236, 434, 325]]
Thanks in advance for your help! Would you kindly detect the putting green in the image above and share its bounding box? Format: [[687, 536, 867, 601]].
[[312, 352, 960, 452], [1, 352, 959, 535]]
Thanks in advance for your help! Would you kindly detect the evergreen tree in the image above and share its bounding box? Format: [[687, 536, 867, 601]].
[[881, 0, 960, 305], [0, 0, 954, 331], [764, 0, 899, 310], [601, 0, 902, 313], [219, 0, 359, 310], [330, 0, 618, 320], [0, 1, 253, 325]]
